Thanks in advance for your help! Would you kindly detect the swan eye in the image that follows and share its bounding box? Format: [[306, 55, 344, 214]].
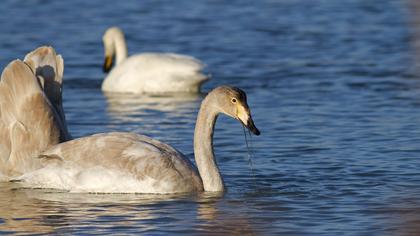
[[231, 98, 237, 104]]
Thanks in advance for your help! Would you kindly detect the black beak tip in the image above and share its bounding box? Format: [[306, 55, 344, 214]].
[[253, 128, 261, 136], [246, 120, 261, 136]]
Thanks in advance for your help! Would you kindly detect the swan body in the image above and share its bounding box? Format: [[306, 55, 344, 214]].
[[102, 27, 208, 94], [19, 132, 203, 193], [0, 46, 71, 178], [19, 86, 260, 193]]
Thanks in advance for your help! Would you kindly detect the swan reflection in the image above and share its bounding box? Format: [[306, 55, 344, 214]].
[[196, 192, 256, 235], [104, 92, 203, 124], [0, 182, 194, 234], [0, 182, 256, 234]]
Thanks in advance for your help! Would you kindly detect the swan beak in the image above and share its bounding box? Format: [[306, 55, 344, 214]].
[[237, 105, 260, 136], [103, 55, 113, 73]]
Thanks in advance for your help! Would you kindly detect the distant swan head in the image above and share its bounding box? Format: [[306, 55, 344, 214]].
[[102, 26, 127, 72], [209, 86, 260, 135]]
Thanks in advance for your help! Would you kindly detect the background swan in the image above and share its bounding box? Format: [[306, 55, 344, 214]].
[[101, 26, 209, 94], [19, 86, 260, 193], [0, 46, 71, 178]]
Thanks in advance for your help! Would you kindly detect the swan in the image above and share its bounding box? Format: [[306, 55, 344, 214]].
[[19, 86, 260, 193], [0, 46, 71, 178], [101, 26, 209, 94]]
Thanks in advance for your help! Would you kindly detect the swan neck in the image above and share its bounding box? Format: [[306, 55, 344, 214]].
[[114, 34, 128, 64], [194, 96, 224, 192]]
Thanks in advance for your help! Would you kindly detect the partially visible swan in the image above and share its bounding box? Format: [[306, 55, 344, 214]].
[[0, 46, 71, 178], [19, 86, 260, 193], [101, 26, 209, 94]]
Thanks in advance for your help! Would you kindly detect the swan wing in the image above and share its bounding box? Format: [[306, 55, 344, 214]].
[[20, 132, 202, 193], [23, 46, 71, 140], [133, 53, 206, 80], [0, 60, 63, 175], [143, 53, 204, 70], [103, 53, 208, 93]]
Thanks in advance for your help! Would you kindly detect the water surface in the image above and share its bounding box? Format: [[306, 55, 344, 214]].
[[1, 0, 420, 235]]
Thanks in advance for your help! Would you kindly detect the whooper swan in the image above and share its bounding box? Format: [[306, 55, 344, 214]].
[[102, 26, 209, 94], [19, 86, 260, 193]]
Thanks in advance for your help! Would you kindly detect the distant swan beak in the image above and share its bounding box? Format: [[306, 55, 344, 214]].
[[103, 55, 113, 73]]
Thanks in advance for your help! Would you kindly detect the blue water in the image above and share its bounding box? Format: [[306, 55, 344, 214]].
[[1, 0, 420, 235]]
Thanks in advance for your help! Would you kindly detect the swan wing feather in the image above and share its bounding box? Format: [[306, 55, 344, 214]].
[[0, 60, 62, 175]]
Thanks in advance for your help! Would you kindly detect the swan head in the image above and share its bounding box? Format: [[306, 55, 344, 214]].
[[102, 27, 125, 72], [210, 86, 260, 135]]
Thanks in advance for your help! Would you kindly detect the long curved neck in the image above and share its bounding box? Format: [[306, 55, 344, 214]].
[[194, 96, 224, 192], [113, 34, 128, 65]]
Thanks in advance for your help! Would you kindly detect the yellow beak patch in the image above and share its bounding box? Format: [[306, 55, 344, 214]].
[[103, 55, 113, 72], [236, 104, 249, 125]]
